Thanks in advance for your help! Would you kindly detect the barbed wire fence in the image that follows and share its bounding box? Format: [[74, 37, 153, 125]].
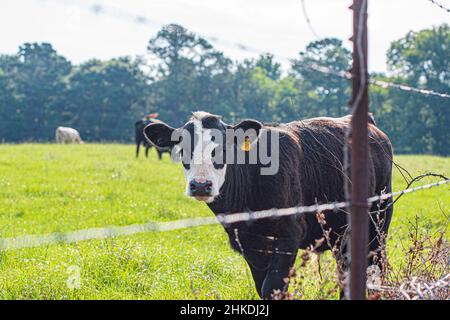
[[36, 0, 450, 100], [301, 0, 321, 39], [0, 179, 448, 251], [299, 62, 450, 99], [427, 0, 450, 13]]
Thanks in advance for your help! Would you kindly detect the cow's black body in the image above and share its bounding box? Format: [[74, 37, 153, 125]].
[[135, 119, 170, 159], [208, 116, 393, 299], [144, 112, 394, 299]]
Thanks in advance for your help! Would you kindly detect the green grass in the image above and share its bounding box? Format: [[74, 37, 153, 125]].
[[0, 144, 448, 299]]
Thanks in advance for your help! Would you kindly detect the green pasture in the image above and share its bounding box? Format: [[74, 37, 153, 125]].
[[0, 144, 448, 299]]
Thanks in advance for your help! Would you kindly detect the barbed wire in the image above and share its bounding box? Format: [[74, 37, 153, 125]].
[[67, 0, 282, 62], [301, 0, 321, 39], [0, 179, 448, 251], [35, 0, 450, 101], [299, 62, 450, 100], [85, 0, 450, 100], [370, 79, 450, 99], [427, 0, 450, 13]]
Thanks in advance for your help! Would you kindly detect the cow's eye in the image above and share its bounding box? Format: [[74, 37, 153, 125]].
[[212, 147, 225, 169], [213, 163, 224, 169], [180, 149, 191, 169]]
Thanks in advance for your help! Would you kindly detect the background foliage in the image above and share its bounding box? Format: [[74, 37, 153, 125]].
[[0, 23, 448, 155]]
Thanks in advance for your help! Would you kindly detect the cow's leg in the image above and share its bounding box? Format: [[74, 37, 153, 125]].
[[368, 203, 393, 273], [157, 150, 163, 160], [365, 200, 392, 299], [145, 145, 151, 158], [248, 267, 267, 298], [333, 208, 392, 300], [335, 247, 350, 300], [336, 245, 385, 300], [136, 141, 141, 158], [261, 252, 297, 299], [328, 228, 350, 300], [368, 179, 393, 275], [336, 230, 388, 300]]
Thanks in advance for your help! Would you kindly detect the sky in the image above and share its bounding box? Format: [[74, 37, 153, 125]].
[[0, 0, 449, 73]]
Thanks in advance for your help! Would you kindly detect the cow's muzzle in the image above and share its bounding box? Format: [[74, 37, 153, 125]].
[[189, 178, 213, 200], [232, 230, 299, 299]]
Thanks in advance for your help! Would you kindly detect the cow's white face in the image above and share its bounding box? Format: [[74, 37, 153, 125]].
[[144, 111, 262, 204], [180, 118, 227, 203]]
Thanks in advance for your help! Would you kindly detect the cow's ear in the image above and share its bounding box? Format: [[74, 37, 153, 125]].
[[230, 119, 262, 152], [144, 123, 176, 148], [232, 119, 262, 137]]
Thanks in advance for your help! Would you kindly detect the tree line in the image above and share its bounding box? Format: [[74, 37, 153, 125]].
[[0, 23, 448, 155]]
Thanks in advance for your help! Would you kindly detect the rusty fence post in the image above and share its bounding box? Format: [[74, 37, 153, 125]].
[[350, 0, 369, 300]]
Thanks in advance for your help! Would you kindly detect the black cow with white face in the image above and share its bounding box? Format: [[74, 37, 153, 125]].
[[135, 119, 171, 159], [144, 111, 394, 299]]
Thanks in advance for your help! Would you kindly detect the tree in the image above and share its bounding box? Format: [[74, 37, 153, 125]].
[[256, 54, 282, 81], [0, 55, 23, 142], [63, 57, 149, 141], [291, 38, 351, 118], [147, 24, 225, 125], [386, 24, 450, 155], [0, 43, 71, 141], [18, 43, 71, 141], [0, 24, 448, 155]]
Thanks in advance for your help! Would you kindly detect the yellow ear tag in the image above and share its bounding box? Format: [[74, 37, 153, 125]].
[[241, 137, 252, 152]]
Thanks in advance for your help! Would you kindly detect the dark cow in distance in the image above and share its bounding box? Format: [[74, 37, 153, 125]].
[[135, 119, 170, 159], [144, 111, 393, 299]]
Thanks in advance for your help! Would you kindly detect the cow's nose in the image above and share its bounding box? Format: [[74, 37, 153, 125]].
[[189, 179, 213, 196]]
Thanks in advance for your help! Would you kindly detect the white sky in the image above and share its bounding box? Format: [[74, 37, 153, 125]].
[[1, 0, 449, 73]]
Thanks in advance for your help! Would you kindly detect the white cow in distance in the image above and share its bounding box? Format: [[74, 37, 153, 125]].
[[55, 126, 84, 144]]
